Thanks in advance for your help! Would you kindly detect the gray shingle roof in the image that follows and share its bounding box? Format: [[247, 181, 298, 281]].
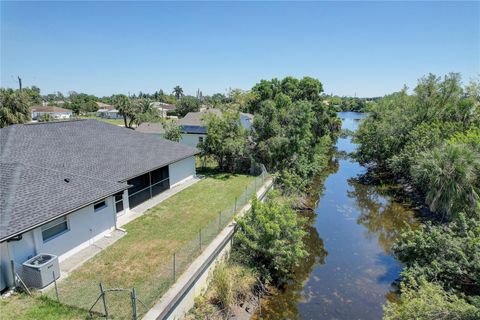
[[177, 108, 221, 127], [0, 119, 199, 240], [0, 162, 127, 241], [136, 122, 166, 134]]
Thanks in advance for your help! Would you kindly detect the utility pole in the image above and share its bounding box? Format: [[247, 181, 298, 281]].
[[17, 76, 22, 91]]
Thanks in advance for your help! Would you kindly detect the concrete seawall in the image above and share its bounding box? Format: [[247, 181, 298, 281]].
[[143, 178, 273, 320]]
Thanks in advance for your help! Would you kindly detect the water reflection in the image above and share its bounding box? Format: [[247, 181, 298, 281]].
[[254, 112, 419, 320], [251, 163, 339, 320], [254, 210, 328, 320], [347, 177, 419, 253]]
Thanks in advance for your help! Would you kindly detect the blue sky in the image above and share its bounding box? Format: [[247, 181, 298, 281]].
[[1, 1, 479, 97]]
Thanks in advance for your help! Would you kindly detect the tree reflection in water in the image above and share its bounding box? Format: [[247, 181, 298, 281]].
[[252, 160, 339, 320], [347, 175, 420, 254]]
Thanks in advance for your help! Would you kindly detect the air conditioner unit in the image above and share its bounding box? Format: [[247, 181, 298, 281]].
[[22, 254, 60, 289]]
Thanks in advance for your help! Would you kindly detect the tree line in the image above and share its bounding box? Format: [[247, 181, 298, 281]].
[[198, 76, 340, 194], [324, 95, 381, 112], [0, 84, 210, 128], [354, 73, 480, 319]]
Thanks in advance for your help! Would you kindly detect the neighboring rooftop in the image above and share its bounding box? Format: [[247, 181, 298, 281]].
[[96, 102, 115, 110], [136, 122, 166, 134], [0, 119, 199, 240], [177, 108, 222, 127], [31, 106, 73, 113], [152, 102, 176, 110]]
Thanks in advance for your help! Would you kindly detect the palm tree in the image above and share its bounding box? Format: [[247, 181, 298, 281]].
[[112, 94, 132, 128], [133, 99, 161, 126], [172, 86, 184, 100], [412, 143, 480, 220]]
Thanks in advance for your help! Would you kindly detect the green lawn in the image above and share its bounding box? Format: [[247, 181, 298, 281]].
[[0, 294, 87, 320], [44, 173, 256, 318], [79, 115, 125, 126]]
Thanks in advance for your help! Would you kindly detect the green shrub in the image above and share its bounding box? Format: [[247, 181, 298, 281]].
[[234, 194, 308, 283], [384, 278, 479, 320]]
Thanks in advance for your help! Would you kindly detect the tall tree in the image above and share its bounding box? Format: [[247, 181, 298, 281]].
[[200, 111, 249, 172], [172, 85, 184, 100], [0, 88, 31, 128], [113, 94, 133, 128]]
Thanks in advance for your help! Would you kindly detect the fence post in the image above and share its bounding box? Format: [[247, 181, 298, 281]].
[[234, 197, 237, 212], [199, 229, 202, 250], [53, 271, 60, 303], [218, 211, 222, 231], [173, 252, 176, 281], [131, 288, 138, 320], [99, 282, 108, 318]]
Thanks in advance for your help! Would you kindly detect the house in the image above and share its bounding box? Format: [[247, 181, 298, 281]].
[[96, 102, 115, 110], [96, 102, 123, 119], [136, 109, 254, 148], [97, 109, 122, 119], [176, 109, 222, 147], [31, 106, 73, 120], [152, 102, 176, 118], [0, 120, 199, 289]]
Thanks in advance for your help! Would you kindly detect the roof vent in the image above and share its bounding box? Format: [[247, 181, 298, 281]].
[[64, 178, 70, 183]]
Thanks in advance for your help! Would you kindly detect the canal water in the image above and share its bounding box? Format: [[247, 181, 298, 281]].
[[254, 112, 419, 320]]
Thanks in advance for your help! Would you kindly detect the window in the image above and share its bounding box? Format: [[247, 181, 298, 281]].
[[41, 216, 68, 242], [114, 193, 124, 213], [198, 136, 204, 144], [94, 200, 107, 212]]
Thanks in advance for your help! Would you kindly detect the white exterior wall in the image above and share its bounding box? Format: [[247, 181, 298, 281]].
[[0, 196, 117, 288], [31, 111, 72, 120], [38, 196, 116, 262], [180, 134, 205, 148], [169, 156, 196, 188]]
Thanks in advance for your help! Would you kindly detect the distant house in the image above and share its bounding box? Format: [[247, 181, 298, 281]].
[[31, 106, 73, 120], [96, 102, 115, 110], [96, 102, 123, 119], [97, 109, 122, 119], [136, 109, 254, 148], [152, 102, 176, 118], [0, 120, 199, 289]]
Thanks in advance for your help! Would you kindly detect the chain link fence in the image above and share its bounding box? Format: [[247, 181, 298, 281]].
[[13, 168, 269, 319]]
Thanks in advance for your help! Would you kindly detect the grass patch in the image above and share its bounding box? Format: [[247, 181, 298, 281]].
[[0, 293, 88, 320], [48, 173, 255, 317], [78, 115, 125, 126]]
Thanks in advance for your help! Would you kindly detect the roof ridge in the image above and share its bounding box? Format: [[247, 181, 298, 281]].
[[24, 119, 88, 126]]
